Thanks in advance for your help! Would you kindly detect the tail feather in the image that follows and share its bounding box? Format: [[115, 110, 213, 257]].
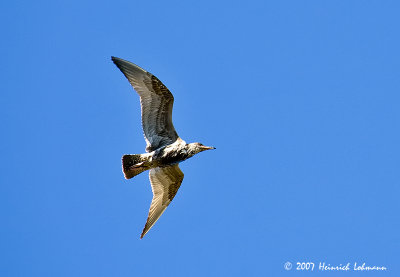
[[122, 154, 150, 179]]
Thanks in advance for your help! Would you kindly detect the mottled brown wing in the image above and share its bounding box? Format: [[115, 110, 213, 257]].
[[112, 57, 179, 152], [141, 165, 184, 238]]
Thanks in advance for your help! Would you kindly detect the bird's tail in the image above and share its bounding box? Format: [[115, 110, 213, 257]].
[[122, 154, 151, 179]]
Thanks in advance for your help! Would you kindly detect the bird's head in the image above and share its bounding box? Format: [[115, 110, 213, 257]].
[[187, 142, 216, 155]]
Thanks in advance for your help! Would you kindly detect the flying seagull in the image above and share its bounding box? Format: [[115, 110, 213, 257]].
[[111, 57, 215, 238]]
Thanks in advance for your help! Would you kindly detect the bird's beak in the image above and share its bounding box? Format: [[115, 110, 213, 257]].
[[201, 145, 216, 150]]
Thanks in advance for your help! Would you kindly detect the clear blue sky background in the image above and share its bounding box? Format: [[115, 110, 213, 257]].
[[1, 1, 399, 276]]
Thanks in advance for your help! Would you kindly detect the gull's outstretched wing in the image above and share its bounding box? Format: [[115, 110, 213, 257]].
[[141, 165, 184, 238], [112, 56, 179, 152]]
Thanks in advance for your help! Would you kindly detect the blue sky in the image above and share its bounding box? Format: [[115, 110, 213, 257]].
[[1, 0, 399, 276]]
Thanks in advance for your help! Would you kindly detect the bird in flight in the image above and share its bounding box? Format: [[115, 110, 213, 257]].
[[111, 57, 215, 238]]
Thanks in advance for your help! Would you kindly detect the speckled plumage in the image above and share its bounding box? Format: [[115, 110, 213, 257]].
[[112, 57, 215, 238]]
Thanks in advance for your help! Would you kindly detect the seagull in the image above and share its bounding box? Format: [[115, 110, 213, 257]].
[[111, 57, 215, 238]]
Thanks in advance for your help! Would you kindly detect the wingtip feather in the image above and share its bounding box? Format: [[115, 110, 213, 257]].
[[140, 226, 148, 239]]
